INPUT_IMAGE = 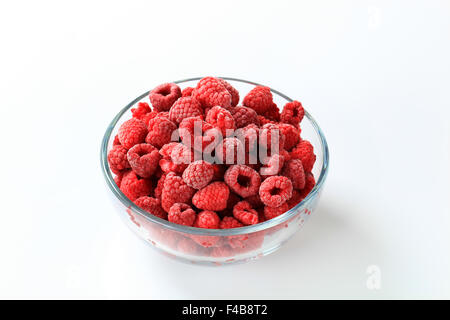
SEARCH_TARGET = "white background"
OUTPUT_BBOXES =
[0,0,449,299]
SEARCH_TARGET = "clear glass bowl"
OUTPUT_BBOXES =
[100,77,329,265]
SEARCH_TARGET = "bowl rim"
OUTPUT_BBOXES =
[100,77,329,236]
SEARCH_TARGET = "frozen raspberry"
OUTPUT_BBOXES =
[131,102,151,120]
[219,192,241,217]
[182,160,214,189]
[234,124,259,155]
[260,154,285,177]
[181,86,195,97]
[230,106,259,128]
[264,203,289,220]
[259,123,285,152]
[159,158,188,174]
[108,144,130,174]
[149,83,181,112]
[205,106,235,136]
[224,165,261,198]
[168,96,203,125]
[154,174,166,199]
[145,117,177,149]
[243,86,273,115]
[192,182,229,211]
[257,115,276,126]
[246,194,264,208]
[233,201,259,225]
[259,175,293,208]
[218,78,240,107]
[216,137,245,165]
[281,100,304,127]
[290,139,316,172]
[118,118,148,150]
[194,210,220,229]
[114,171,124,187]
[192,77,232,109]
[279,123,300,151]
[262,103,280,121]
[113,135,121,146]
[162,142,193,165]
[127,143,160,178]
[120,170,152,201]
[134,196,167,220]
[161,172,195,212]
[178,116,217,151]
[281,159,305,189]
[299,172,315,198]
[220,216,244,229]
[287,189,303,209]
[168,203,196,226]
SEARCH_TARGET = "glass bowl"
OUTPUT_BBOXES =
[100,77,329,265]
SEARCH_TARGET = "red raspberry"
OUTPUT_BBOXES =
[233,201,259,225]
[264,203,289,220]
[216,137,245,165]
[243,85,273,115]
[161,172,195,212]
[257,115,276,126]
[230,106,259,128]
[114,171,124,187]
[178,116,217,151]
[262,103,280,121]
[234,124,259,155]
[287,189,303,209]
[290,139,316,172]
[299,172,315,198]
[259,123,285,152]
[220,216,244,229]
[181,86,195,97]
[145,117,177,149]
[154,173,166,199]
[118,118,148,150]
[120,170,152,201]
[281,159,305,189]
[194,210,220,229]
[168,96,203,125]
[182,160,214,189]
[149,83,181,112]
[108,144,130,174]
[131,102,151,120]
[281,100,304,127]
[168,203,196,226]
[260,154,285,177]
[192,77,232,109]
[279,123,300,151]
[246,194,264,208]
[259,175,293,208]
[113,135,121,146]
[219,192,241,217]
[134,196,167,220]
[217,78,240,107]
[127,143,160,178]
[192,182,229,211]
[205,106,235,136]
[224,165,261,198]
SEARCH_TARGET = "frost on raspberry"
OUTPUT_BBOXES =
[182,160,214,190]
[290,139,316,172]
[280,100,304,128]
[134,196,167,220]
[118,118,148,150]
[259,123,285,152]
[259,175,293,208]
[178,116,218,152]
[145,117,177,149]
[233,201,259,225]
[161,172,195,212]
[192,182,230,211]
[168,96,203,125]
[217,78,240,107]
[230,106,259,128]
[193,210,220,229]
[278,123,300,151]
[127,143,160,178]
[108,144,130,174]
[224,165,261,198]
[192,77,232,109]
[205,106,236,137]
[149,83,181,112]
[264,203,289,220]
[219,216,244,229]
[168,203,196,226]
[243,85,274,115]
[181,86,195,97]
[281,159,305,190]
[131,102,151,120]
[120,170,152,201]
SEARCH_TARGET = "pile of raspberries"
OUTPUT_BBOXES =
[108,77,316,230]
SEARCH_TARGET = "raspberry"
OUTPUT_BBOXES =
[290,139,316,172]
[234,124,259,155]
[178,116,217,151]
[114,171,124,187]
[131,102,151,120]
[287,189,303,209]
[220,216,244,229]
[262,103,280,121]
[168,203,196,226]
[260,154,285,177]
[113,135,121,146]
[243,86,273,115]
[216,137,245,165]
[279,123,300,151]
[264,203,289,220]
[149,83,181,112]
[224,165,261,198]
[217,78,240,107]
[259,175,293,208]
[192,182,229,211]
[118,118,148,150]
[182,160,214,189]
[161,172,195,212]
[233,201,259,225]
[108,144,130,174]
[230,106,259,128]
[120,170,152,201]
[246,194,264,208]
[299,172,315,198]
[205,106,235,136]
[281,100,304,127]
[259,123,285,152]
[154,173,166,199]
[181,86,195,97]
[257,115,276,126]
[219,192,241,217]
[281,159,305,189]
[134,196,167,220]
[192,77,232,109]
[145,117,177,149]
[194,210,220,229]
[168,96,203,125]
[127,143,160,178]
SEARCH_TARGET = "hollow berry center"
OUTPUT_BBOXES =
[237,174,251,187]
